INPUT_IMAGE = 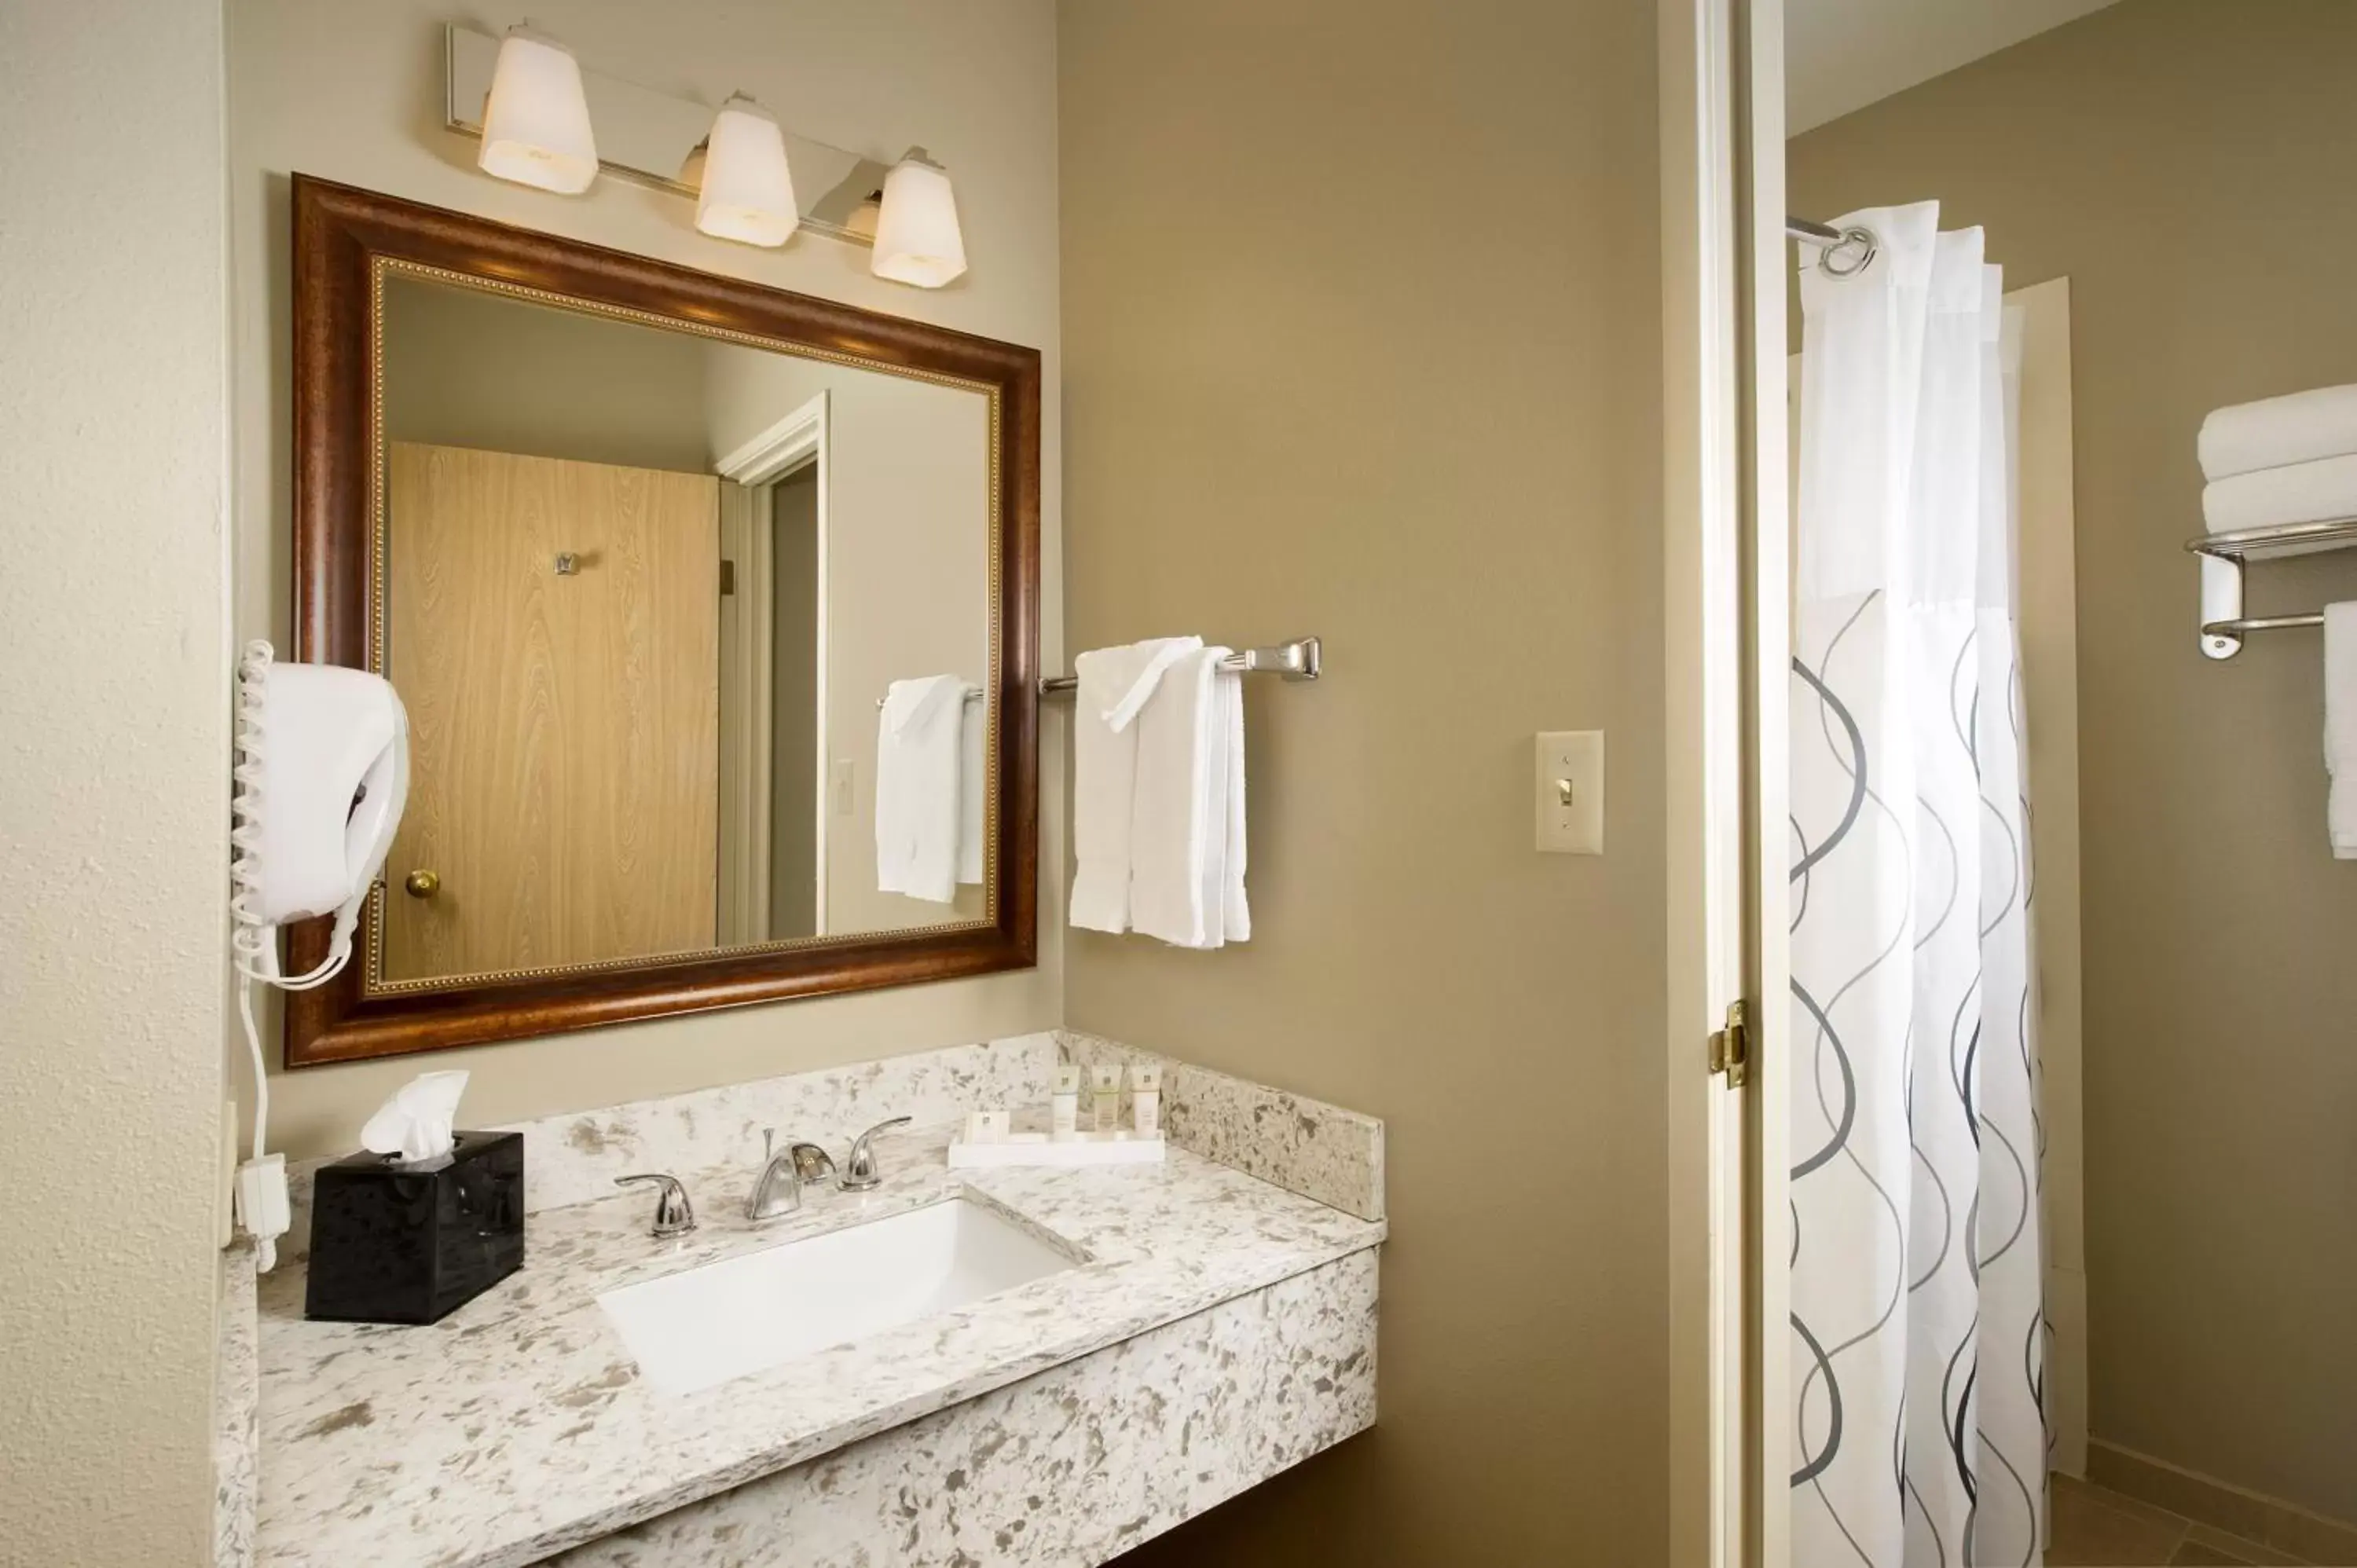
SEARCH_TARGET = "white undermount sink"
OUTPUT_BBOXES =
[596,1197,1079,1395]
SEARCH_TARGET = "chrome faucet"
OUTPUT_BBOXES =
[841,1116,911,1192]
[746,1117,913,1220]
[747,1129,832,1222]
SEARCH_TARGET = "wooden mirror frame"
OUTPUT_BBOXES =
[284,176,1039,1067]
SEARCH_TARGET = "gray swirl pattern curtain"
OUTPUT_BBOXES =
[1790,202,2047,1567]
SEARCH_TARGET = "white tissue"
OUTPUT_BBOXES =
[361,1070,470,1165]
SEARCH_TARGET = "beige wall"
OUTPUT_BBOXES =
[1057,2,1667,1562]
[383,277,715,471]
[1791,0,2357,1522]
[0,0,231,1562]
[228,0,1062,1160]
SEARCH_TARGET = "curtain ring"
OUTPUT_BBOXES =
[1820,225,1879,279]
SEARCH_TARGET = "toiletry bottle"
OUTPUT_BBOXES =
[1051,1064,1081,1141]
[1129,1064,1163,1138]
[1090,1064,1123,1134]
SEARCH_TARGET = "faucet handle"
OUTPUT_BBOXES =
[841,1116,913,1192]
[614,1173,696,1238]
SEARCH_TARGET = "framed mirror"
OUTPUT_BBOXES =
[284,176,1039,1066]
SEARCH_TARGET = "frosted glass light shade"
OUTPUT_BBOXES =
[871,150,967,288]
[695,95,800,247]
[477,26,598,195]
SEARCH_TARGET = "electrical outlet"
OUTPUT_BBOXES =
[1535,731,1604,854]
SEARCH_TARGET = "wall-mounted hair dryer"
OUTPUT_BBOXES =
[229,640,409,1267]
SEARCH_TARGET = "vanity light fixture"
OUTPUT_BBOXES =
[476,22,598,194]
[445,25,963,284]
[695,93,800,247]
[870,148,968,288]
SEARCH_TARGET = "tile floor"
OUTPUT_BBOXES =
[2050,1474,2336,1566]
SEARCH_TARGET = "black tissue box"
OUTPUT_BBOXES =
[304,1130,525,1324]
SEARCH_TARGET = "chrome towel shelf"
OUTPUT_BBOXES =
[2189,518,2357,658]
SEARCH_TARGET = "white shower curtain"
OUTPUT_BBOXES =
[1789,202,2047,1568]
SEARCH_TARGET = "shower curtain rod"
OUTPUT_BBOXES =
[1787,214,1878,277]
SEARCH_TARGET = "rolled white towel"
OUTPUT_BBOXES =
[2200,383,2357,482]
[2202,452,2357,537]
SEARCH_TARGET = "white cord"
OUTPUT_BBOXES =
[229,640,353,1272]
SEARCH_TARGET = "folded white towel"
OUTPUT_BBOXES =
[875,674,967,903]
[958,693,985,886]
[2328,605,2357,860]
[2202,452,2357,537]
[1218,666,1249,942]
[1130,647,1249,949]
[1069,638,1201,932]
[2200,383,2357,482]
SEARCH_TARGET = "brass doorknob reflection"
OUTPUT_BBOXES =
[404,870,442,899]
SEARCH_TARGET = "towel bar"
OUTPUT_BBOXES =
[872,637,1322,709]
[1037,636,1321,695]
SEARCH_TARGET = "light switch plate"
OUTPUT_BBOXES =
[831,758,856,816]
[1535,731,1604,854]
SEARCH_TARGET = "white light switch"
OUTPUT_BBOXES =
[1535,731,1604,854]
[831,758,856,816]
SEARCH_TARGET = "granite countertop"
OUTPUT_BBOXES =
[255,1122,1385,1568]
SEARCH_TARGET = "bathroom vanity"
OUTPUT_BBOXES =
[222,184,1385,1568]
[233,1034,1384,1566]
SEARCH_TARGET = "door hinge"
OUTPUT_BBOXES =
[1708,998,1750,1088]
[720,559,737,597]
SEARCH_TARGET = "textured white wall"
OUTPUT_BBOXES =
[226,0,1063,1157]
[0,0,232,1562]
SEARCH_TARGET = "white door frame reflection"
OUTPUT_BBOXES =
[715,390,830,943]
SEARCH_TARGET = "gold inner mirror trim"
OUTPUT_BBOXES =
[362,255,1003,998]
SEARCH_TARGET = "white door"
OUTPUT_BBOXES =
[1661,0,1787,1562]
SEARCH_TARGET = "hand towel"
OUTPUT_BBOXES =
[1218,665,1250,942]
[2201,452,2357,537]
[1069,637,1202,932]
[1129,648,1249,949]
[2327,604,2357,860]
[958,692,985,886]
[875,674,966,903]
[2199,383,2357,482]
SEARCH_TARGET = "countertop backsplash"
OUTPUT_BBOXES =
[280,1031,1062,1262]
[281,1028,1384,1262]
[1058,1030,1386,1222]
